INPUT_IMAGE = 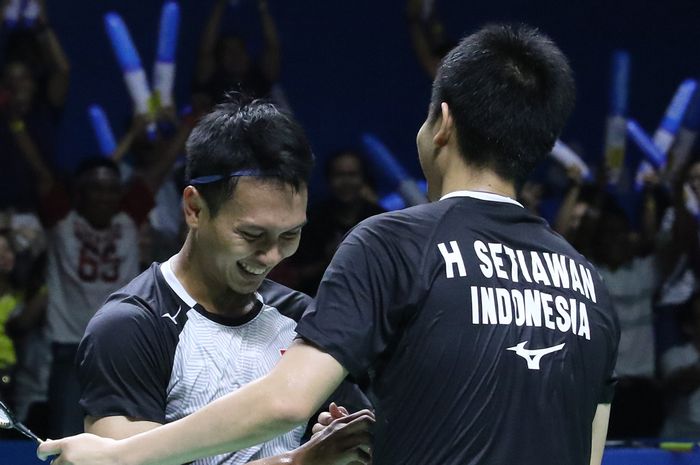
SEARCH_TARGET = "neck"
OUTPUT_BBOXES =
[171,235,256,318]
[438,160,516,200]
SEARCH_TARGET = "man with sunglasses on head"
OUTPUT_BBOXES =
[70,96,372,465]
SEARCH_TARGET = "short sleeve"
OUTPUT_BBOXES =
[77,299,172,423]
[295,221,415,380]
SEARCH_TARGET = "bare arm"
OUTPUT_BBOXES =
[9,120,55,195]
[406,0,441,78]
[38,340,374,465]
[35,0,70,108]
[86,416,162,440]
[639,172,659,253]
[84,415,319,464]
[139,115,193,193]
[589,403,610,465]
[196,0,227,84]
[258,0,280,83]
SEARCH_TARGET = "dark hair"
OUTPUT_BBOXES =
[185,94,314,216]
[74,156,121,179]
[324,149,368,178]
[430,23,575,183]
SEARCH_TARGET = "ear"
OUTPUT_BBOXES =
[433,102,454,148]
[182,186,207,228]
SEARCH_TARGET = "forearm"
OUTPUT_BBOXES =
[641,191,658,246]
[141,123,192,191]
[36,24,71,107]
[119,376,305,465]
[118,342,345,465]
[11,122,54,193]
[590,404,610,465]
[86,416,162,440]
[259,0,280,81]
[201,0,226,54]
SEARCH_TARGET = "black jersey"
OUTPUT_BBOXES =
[296,191,620,465]
[78,259,311,464]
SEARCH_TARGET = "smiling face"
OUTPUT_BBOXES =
[193,177,308,296]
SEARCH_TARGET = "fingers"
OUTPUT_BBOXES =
[328,410,375,435]
[37,438,62,460]
[329,402,349,418]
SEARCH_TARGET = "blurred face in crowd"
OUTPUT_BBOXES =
[77,167,123,230]
[328,152,366,205]
[219,37,251,76]
[2,61,36,112]
[0,234,16,277]
[190,178,307,296]
[688,161,700,197]
[595,212,633,269]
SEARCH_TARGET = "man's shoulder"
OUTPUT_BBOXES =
[258,279,312,322]
[88,263,174,331]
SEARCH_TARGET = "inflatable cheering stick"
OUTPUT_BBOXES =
[88,104,117,158]
[361,133,428,207]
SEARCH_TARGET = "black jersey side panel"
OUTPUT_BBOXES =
[77,264,183,424]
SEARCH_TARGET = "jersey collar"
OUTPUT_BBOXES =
[440,190,524,208]
[160,258,265,326]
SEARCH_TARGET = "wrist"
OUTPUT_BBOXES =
[278,450,297,465]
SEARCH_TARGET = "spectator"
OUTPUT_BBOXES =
[660,292,700,439]
[585,174,664,439]
[0,0,70,210]
[111,113,193,263]
[194,0,281,108]
[654,157,700,357]
[279,150,384,295]
[13,112,182,435]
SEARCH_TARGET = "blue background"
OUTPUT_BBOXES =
[38,0,700,200]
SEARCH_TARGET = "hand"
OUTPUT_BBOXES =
[566,165,583,186]
[290,410,374,465]
[37,433,121,465]
[128,114,151,136]
[36,0,49,25]
[311,402,350,438]
[642,170,660,190]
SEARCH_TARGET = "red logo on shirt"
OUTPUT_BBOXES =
[280,349,287,356]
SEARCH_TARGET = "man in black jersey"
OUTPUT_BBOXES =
[40,23,620,465]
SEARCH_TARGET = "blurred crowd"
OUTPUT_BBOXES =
[0,0,699,444]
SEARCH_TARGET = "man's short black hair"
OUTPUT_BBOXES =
[430,23,575,183]
[185,94,314,216]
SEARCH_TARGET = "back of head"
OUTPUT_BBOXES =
[185,94,314,216]
[431,23,575,183]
